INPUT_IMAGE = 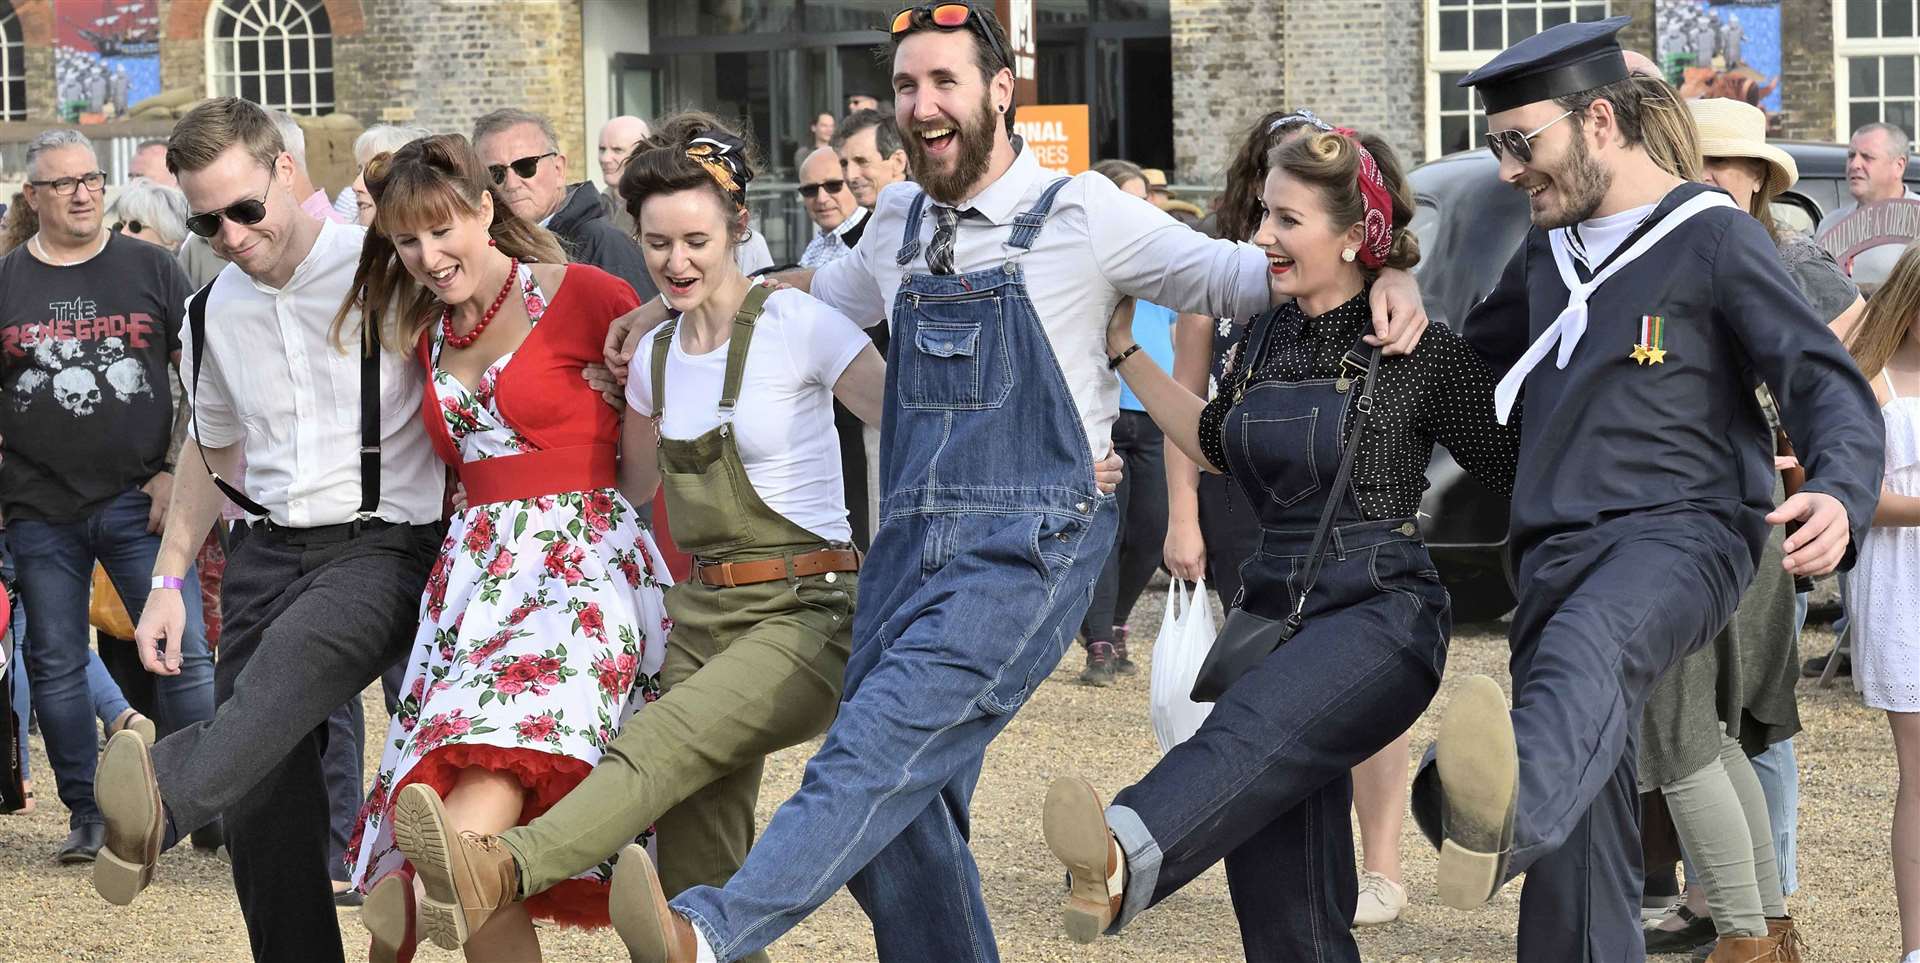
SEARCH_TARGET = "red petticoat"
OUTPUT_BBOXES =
[393,743,611,929]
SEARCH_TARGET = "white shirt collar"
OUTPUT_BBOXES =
[945,139,1040,225]
[823,205,870,240]
[248,218,350,296]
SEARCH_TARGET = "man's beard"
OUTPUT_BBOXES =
[906,96,997,206]
[1534,129,1613,229]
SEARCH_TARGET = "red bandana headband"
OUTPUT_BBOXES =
[1332,126,1394,269]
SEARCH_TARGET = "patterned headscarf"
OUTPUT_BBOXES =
[1330,126,1394,270]
[685,129,753,206]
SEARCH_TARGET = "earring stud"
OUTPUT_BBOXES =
[1341,248,1356,263]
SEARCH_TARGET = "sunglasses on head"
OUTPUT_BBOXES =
[487,151,557,185]
[1485,110,1574,163]
[890,4,1013,75]
[797,179,847,200]
[185,169,277,238]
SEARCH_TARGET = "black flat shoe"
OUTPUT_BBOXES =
[334,884,366,908]
[56,822,106,864]
[190,817,224,852]
[1644,905,1717,954]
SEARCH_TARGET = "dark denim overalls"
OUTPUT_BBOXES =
[1105,308,1452,962]
[672,178,1119,962]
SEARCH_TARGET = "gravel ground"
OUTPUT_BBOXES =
[0,589,1898,962]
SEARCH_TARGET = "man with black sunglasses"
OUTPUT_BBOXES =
[797,147,867,270]
[0,128,215,868]
[1406,17,1885,963]
[473,108,657,302]
[83,97,446,963]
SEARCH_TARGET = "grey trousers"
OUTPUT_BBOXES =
[149,521,440,963]
[1662,735,1785,938]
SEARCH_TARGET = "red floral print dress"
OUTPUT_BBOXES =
[346,263,671,927]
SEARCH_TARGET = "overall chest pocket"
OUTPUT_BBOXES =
[900,296,1013,411]
[1232,409,1322,509]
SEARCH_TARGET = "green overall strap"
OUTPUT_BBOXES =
[649,319,678,429]
[717,283,774,424]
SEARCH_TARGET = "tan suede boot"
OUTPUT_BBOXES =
[1767,917,1803,963]
[1705,934,1782,963]
[390,784,519,949]
[609,844,697,963]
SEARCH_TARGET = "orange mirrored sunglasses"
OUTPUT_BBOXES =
[890,3,973,35]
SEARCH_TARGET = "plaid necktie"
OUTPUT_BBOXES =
[928,204,960,275]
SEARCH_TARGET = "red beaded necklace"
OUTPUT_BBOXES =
[441,259,519,349]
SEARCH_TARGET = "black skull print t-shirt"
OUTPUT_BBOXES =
[0,232,192,522]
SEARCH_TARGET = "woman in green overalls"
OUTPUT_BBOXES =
[386,114,887,958]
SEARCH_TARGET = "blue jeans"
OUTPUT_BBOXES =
[9,488,213,826]
[1108,525,1448,962]
[4,533,134,784]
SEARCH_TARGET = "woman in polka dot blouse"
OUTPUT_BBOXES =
[1037,126,1520,961]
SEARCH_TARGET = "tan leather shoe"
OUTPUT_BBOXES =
[1767,916,1802,963]
[609,844,697,963]
[1043,776,1125,944]
[93,729,162,905]
[1434,674,1518,910]
[390,783,517,950]
[1705,934,1783,962]
[363,867,418,963]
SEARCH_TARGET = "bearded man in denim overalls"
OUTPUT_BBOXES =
[590,7,1434,962]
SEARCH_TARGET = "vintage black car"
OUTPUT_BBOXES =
[1409,142,1920,622]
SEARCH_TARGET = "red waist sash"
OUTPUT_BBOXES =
[460,444,619,507]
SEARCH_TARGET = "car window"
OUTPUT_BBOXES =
[1771,194,1817,236]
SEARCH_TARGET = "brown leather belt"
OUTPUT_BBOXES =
[696,548,862,588]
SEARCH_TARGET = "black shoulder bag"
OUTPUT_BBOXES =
[1190,334,1383,703]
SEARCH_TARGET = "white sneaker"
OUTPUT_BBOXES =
[1353,870,1407,926]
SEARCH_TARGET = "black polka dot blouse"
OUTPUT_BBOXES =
[1197,286,1520,520]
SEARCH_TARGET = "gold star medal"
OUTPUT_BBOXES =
[1631,315,1667,365]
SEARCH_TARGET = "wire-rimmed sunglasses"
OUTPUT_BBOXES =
[185,168,277,238]
[487,151,557,185]
[113,220,145,235]
[1485,110,1574,163]
[796,179,847,200]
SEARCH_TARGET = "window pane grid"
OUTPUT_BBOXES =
[1845,0,1920,39]
[1845,54,1920,139]
[1436,0,1612,53]
[209,0,333,114]
[0,1,24,121]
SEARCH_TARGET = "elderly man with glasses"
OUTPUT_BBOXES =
[0,128,215,865]
[473,108,657,301]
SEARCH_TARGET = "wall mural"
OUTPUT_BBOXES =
[1655,0,1783,132]
[51,0,161,123]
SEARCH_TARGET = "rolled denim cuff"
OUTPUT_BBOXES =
[1104,803,1161,933]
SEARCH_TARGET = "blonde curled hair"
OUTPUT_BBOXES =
[1268,130,1420,272]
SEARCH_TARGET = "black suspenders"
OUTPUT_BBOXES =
[185,281,381,521]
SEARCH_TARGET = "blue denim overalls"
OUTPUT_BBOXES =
[672,178,1119,962]
[1104,307,1451,963]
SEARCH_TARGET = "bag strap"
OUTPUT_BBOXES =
[186,282,271,519]
[1277,336,1383,642]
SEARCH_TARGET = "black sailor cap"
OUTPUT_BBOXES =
[1458,15,1632,115]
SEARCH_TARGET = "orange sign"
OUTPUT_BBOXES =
[1014,104,1091,175]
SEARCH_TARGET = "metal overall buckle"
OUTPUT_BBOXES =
[1335,349,1370,394]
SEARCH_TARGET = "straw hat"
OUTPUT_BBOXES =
[1688,97,1797,191]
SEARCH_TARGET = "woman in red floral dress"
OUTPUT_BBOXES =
[335,135,671,963]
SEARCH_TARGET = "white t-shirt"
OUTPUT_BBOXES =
[1568,201,1658,272]
[625,287,868,542]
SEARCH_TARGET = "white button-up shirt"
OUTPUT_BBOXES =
[180,220,443,527]
[812,144,1269,453]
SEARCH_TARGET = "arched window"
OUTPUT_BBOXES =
[0,0,25,121]
[207,0,333,115]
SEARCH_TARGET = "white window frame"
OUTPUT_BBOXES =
[1424,0,1613,160]
[0,0,24,121]
[204,0,334,116]
[1832,0,1920,143]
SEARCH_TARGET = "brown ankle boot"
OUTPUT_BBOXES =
[1705,934,1782,963]
[391,784,519,949]
[1767,917,1802,963]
